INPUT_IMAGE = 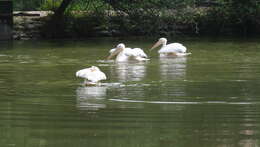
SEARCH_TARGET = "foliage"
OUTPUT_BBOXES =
[13,0,42,11]
[37,0,260,37]
[202,0,260,35]
[40,0,63,11]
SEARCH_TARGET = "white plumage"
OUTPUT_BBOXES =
[107,43,149,62]
[76,66,107,85]
[150,38,191,57]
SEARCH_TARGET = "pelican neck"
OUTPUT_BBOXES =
[162,41,167,47]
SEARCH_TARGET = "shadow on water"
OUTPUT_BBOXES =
[0,40,13,51]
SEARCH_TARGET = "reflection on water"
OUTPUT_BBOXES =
[1,39,260,147]
[160,57,187,80]
[76,86,107,110]
[158,57,188,98]
[111,62,147,82]
[76,85,146,110]
[239,140,258,147]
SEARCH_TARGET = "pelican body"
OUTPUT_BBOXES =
[150,38,191,57]
[76,66,107,86]
[107,43,149,62]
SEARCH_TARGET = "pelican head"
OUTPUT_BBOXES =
[107,43,125,60]
[117,43,125,49]
[150,38,167,51]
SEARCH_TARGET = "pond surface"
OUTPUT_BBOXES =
[0,37,260,147]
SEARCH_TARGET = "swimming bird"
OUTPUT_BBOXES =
[76,66,107,86]
[107,43,149,62]
[150,38,191,57]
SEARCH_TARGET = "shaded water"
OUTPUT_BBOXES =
[1,38,260,147]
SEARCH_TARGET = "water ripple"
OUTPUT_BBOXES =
[109,99,258,105]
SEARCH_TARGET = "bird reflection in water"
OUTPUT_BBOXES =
[76,86,107,110]
[112,62,147,82]
[160,57,187,81]
[158,56,188,99]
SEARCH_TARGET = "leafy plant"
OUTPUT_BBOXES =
[40,0,63,11]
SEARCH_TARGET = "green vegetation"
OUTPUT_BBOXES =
[13,0,260,38]
[40,0,63,11]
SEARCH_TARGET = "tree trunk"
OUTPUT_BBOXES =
[50,0,73,38]
[53,0,73,19]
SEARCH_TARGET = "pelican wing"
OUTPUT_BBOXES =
[123,48,148,57]
[159,43,187,53]
[76,68,107,82]
[122,48,134,56]
[122,48,149,61]
[131,48,148,58]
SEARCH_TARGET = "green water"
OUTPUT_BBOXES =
[1,38,260,147]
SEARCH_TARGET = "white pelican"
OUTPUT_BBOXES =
[76,66,107,86]
[150,38,191,57]
[107,43,149,62]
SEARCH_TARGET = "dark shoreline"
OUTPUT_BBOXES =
[13,11,260,40]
